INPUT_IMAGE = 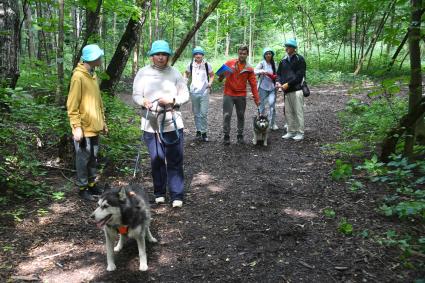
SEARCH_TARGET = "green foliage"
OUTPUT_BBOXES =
[323,208,336,218]
[330,96,407,157]
[331,159,352,181]
[338,218,353,235]
[377,230,425,261]
[101,94,141,166]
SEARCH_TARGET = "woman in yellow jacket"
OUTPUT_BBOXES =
[67,44,107,201]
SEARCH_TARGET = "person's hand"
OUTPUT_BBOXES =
[143,99,153,109]
[218,74,225,82]
[158,97,174,106]
[282,83,289,91]
[103,124,109,136]
[73,127,83,142]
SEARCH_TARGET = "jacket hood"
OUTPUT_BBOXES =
[74,63,96,78]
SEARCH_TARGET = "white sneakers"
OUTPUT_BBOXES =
[282,132,304,141]
[172,200,183,208]
[156,197,183,208]
[292,133,304,141]
[271,124,279,131]
[155,196,165,204]
[282,132,296,139]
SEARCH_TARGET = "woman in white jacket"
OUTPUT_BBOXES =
[133,40,189,208]
[254,47,278,130]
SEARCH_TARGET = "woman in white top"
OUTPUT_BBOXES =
[132,40,189,208]
[254,48,278,130]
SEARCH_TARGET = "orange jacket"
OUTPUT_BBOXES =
[223,59,259,105]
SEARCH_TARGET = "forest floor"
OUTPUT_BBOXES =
[1,85,424,283]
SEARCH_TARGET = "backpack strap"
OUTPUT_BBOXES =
[205,62,209,83]
[190,62,193,76]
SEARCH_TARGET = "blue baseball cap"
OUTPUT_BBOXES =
[81,44,104,62]
[262,47,275,57]
[192,46,205,55]
[284,39,298,48]
[148,40,172,56]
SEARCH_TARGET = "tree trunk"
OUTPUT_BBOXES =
[171,0,222,65]
[56,0,65,105]
[0,0,20,88]
[35,1,50,65]
[132,36,140,77]
[23,1,35,62]
[100,0,150,93]
[353,0,396,75]
[155,0,159,40]
[214,9,219,58]
[72,0,102,69]
[225,15,229,57]
[248,7,252,64]
[381,97,425,161]
[404,0,423,158]
[194,0,200,46]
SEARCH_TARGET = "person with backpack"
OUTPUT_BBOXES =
[67,44,107,201]
[132,40,189,208]
[276,39,307,141]
[254,47,278,130]
[184,46,214,142]
[218,45,260,145]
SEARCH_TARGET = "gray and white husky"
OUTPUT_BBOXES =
[253,114,270,146]
[91,184,157,272]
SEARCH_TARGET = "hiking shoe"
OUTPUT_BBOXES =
[223,134,230,145]
[155,196,165,204]
[271,124,279,131]
[282,132,296,139]
[196,131,202,141]
[283,124,288,131]
[237,135,244,144]
[79,188,95,201]
[88,182,103,196]
[201,133,209,142]
[172,200,183,208]
[292,133,304,141]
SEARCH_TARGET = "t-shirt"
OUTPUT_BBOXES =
[186,60,213,95]
[132,65,190,133]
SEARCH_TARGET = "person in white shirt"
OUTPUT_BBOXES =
[184,46,214,142]
[254,47,279,130]
[132,40,189,208]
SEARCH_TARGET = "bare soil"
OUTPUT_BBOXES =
[1,86,424,283]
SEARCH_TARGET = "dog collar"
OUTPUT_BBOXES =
[118,226,128,235]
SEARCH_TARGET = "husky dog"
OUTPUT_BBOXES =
[253,114,270,146]
[91,184,157,271]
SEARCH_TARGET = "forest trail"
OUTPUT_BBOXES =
[1,86,417,282]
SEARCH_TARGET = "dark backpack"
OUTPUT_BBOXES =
[190,62,210,82]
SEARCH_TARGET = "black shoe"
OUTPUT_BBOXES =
[201,133,209,142]
[196,131,202,141]
[237,135,244,144]
[79,188,95,201]
[223,134,230,145]
[88,183,103,196]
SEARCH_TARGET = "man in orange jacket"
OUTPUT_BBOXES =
[218,45,260,145]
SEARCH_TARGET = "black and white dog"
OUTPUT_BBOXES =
[253,114,270,146]
[91,184,157,271]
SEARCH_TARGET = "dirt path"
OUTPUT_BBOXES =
[1,87,422,282]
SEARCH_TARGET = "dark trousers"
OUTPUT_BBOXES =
[73,136,99,187]
[143,129,184,201]
[223,95,246,136]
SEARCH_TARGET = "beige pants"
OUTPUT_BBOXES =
[285,90,304,134]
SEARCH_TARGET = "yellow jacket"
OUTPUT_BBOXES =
[67,63,105,137]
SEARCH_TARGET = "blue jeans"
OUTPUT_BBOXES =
[143,129,184,201]
[191,91,209,133]
[258,87,276,126]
